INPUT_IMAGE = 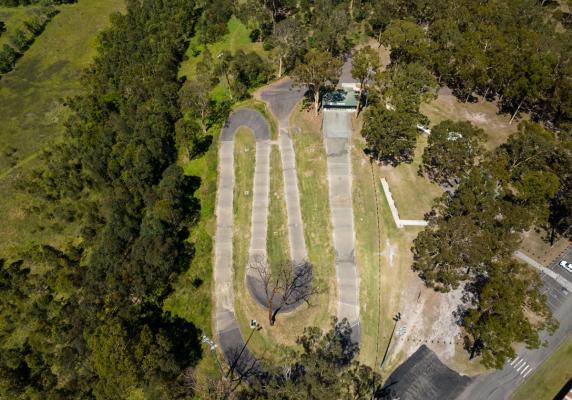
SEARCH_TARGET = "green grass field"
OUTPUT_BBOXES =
[380,135,443,220]
[267,145,291,268]
[0,0,125,257]
[511,337,572,400]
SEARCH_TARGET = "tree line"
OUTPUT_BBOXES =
[0,6,58,75]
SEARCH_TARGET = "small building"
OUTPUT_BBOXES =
[322,88,359,111]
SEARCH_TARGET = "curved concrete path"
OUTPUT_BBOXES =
[215,109,268,374]
[214,100,310,372]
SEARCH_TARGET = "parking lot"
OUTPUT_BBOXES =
[540,272,570,312]
[547,246,572,285]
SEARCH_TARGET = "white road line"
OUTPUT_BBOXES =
[514,359,524,368]
[520,365,530,375]
[516,362,527,373]
[523,368,533,378]
[510,357,520,366]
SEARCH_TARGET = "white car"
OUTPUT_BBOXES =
[560,260,572,274]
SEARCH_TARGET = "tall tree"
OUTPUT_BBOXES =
[463,260,557,369]
[240,318,383,399]
[351,46,380,113]
[269,18,306,77]
[421,120,485,186]
[292,49,342,115]
[361,105,419,165]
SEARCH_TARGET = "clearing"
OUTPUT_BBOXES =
[421,87,520,150]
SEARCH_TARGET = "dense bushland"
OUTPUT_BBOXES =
[0,1,206,398]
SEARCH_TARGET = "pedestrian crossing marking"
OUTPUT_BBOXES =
[508,357,534,377]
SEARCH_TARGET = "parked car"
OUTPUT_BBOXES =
[560,260,572,273]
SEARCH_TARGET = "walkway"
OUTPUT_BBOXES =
[514,250,572,292]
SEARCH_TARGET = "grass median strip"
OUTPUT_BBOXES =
[291,105,337,320]
[267,145,291,269]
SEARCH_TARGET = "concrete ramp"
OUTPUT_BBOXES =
[323,110,352,138]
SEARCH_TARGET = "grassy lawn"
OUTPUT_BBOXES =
[511,336,572,400]
[380,135,444,221]
[0,0,125,256]
[178,16,265,79]
[267,145,291,268]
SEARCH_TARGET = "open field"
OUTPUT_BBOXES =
[379,135,443,221]
[351,117,420,369]
[511,336,572,400]
[0,0,125,257]
[267,145,291,268]
[421,87,519,150]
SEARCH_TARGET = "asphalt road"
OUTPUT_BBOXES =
[456,266,572,400]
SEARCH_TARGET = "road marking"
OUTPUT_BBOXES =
[510,357,519,366]
[514,359,524,368]
[520,365,530,375]
[516,362,527,373]
[523,368,533,378]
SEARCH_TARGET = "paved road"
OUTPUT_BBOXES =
[260,79,308,263]
[324,109,361,342]
[456,270,572,400]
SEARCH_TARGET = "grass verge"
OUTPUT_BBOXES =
[511,336,572,400]
[267,144,290,268]
[351,117,432,371]
[290,104,337,318]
